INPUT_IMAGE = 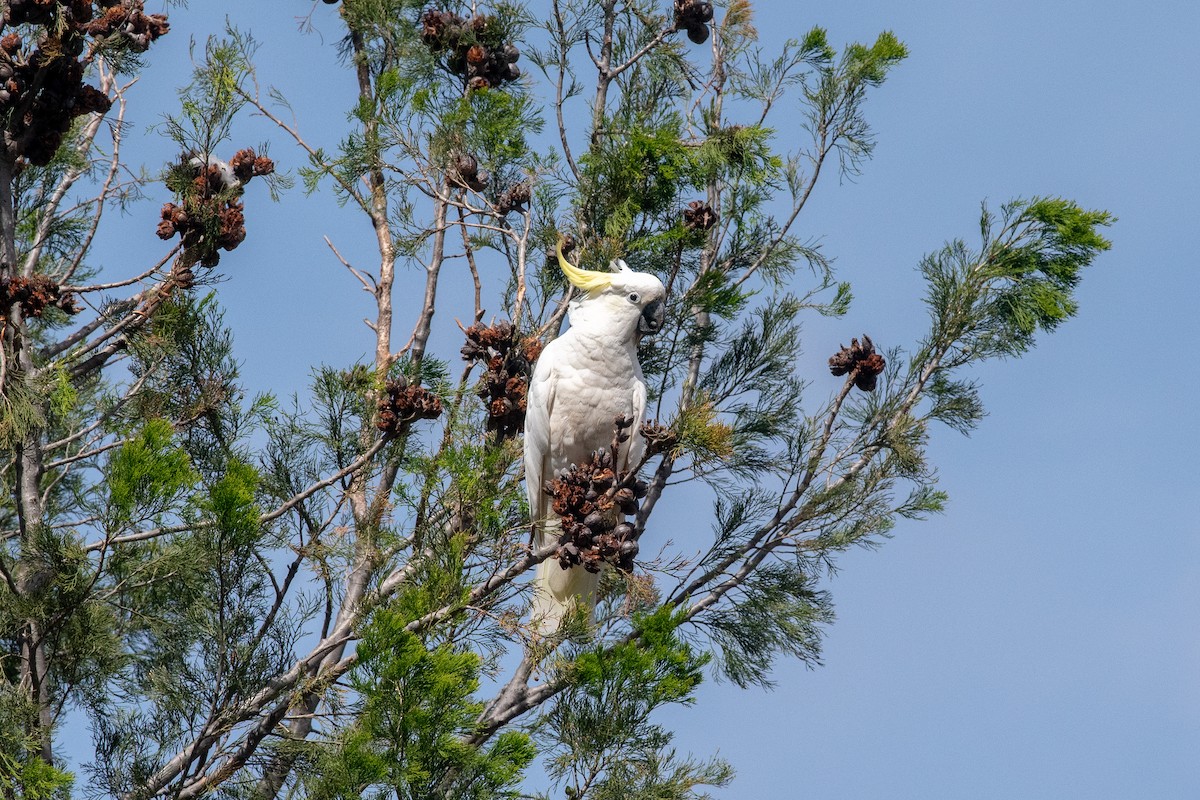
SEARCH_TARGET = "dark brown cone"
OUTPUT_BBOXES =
[685,22,710,44]
[682,199,718,231]
[463,320,538,441]
[543,419,650,573]
[640,420,679,456]
[828,334,886,392]
[376,379,443,433]
[0,275,81,318]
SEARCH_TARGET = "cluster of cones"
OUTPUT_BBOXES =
[673,0,714,45]
[494,181,531,216]
[0,275,81,318]
[544,416,668,574]
[156,148,275,285]
[682,200,718,232]
[448,152,489,193]
[828,334,886,392]
[5,0,166,39]
[639,420,680,458]
[419,8,521,90]
[376,377,443,434]
[460,320,543,441]
[0,1,168,164]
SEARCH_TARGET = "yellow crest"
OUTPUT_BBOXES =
[556,240,613,294]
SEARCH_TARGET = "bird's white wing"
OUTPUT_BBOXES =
[523,350,556,525]
[524,340,603,635]
[624,371,648,471]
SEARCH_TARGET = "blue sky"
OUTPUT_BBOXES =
[74,0,1199,796]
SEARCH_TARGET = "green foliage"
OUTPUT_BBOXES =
[920,197,1113,363]
[0,378,43,451]
[0,750,73,799]
[926,372,985,435]
[843,31,908,86]
[802,30,908,174]
[303,610,534,800]
[585,749,733,800]
[105,418,197,527]
[543,608,728,799]
[704,563,832,688]
[0,689,72,800]
[204,456,261,540]
[579,120,692,240]
[983,198,1114,344]
[433,89,544,175]
[172,32,253,149]
[694,299,804,481]
[689,124,781,186]
[45,365,77,421]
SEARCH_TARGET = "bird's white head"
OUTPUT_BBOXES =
[556,242,667,338]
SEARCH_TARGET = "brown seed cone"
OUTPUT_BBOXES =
[74,85,112,116]
[674,0,714,26]
[173,265,195,290]
[521,336,543,362]
[828,334,886,392]
[449,152,481,188]
[640,420,679,456]
[544,418,652,573]
[377,380,443,432]
[682,199,718,231]
[1,275,80,318]
[230,148,257,182]
[464,321,536,440]
[685,21,710,44]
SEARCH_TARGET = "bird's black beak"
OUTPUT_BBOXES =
[638,299,665,335]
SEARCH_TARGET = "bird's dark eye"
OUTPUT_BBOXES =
[628,292,640,304]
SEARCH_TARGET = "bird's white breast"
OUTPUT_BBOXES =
[544,330,645,473]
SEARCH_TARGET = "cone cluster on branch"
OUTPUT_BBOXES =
[419,8,521,89]
[229,149,275,184]
[156,148,275,283]
[682,200,718,232]
[0,1,166,164]
[828,334,886,392]
[461,320,542,441]
[448,151,489,193]
[494,181,530,216]
[544,416,651,574]
[0,275,81,318]
[639,420,680,457]
[376,377,443,434]
[673,0,714,45]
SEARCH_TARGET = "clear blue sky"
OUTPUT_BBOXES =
[80,1,1199,796]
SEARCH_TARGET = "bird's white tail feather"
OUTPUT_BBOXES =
[531,520,601,636]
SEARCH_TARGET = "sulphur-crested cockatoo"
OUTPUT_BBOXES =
[524,243,667,636]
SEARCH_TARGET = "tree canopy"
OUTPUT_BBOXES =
[0,1,1110,797]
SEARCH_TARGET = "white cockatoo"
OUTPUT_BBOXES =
[524,243,667,636]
